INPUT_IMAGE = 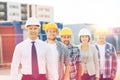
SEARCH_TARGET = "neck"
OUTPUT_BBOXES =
[81,43,89,51]
[82,43,88,47]
[66,43,70,47]
[29,37,37,41]
[97,40,106,45]
[47,39,56,44]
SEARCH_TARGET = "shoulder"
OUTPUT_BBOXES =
[56,41,69,53]
[106,42,115,49]
[38,40,48,45]
[74,45,79,48]
[37,40,50,49]
[56,41,67,48]
[71,44,79,50]
[89,44,98,53]
[70,45,80,55]
[89,44,96,49]
[15,40,27,48]
[106,42,116,52]
[106,42,113,47]
[13,40,28,51]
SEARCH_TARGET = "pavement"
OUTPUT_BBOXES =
[0,54,120,80]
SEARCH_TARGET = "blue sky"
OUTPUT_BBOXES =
[0,0,120,27]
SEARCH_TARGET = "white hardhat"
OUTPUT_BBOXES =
[25,17,40,28]
[78,28,91,37]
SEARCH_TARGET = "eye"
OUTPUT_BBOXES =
[53,31,56,33]
[29,27,32,30]
[48,31,52,33]
[34,27,38,30]
[63,36,65,38]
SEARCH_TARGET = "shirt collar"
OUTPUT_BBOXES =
[68,43,73,48]
[27,38,39,43]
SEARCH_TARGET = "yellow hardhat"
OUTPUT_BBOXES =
[60,27,72,36]
[44,22,59,31]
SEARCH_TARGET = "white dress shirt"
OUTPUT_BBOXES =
[11,38,51,80]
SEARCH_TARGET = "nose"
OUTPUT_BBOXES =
[31,29,36,32]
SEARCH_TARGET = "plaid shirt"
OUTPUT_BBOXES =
[68,44,81,80]
[96,42,117,78]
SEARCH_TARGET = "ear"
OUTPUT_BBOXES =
[25,27,28,32]
[38,27,40,32]
[56,30,59,35]
[45,30,48,34]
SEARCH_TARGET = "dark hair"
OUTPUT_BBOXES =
[79,35,90,42]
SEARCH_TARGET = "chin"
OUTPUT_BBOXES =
[49,38,56,41]
[30,36,37,40]
[65,42,69,45]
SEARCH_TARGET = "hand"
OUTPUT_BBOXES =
[111,75,115,80]
[96,77,99,80]
[78,77,82,80]
[62,78,66,80]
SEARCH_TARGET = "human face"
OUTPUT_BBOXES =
[97,32,106,42]
[80,35,89,44]
[46,29,58,41]
[26,25,40,40]
[61,35,71,46]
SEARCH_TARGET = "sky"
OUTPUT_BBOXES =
[0,0,120,27]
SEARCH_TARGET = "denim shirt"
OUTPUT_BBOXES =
[56,41,70,80]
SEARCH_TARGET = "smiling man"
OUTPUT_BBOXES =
[11,17,51,80]
[95,28,118,80]
[60,27,82,80]
[45,23,70,80]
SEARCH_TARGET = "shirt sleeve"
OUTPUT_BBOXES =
[10,45,21,80]
[111,45,118,76]
[76,47,81,65]
[63,45,70,66]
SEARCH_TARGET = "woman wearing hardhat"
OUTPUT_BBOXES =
[60,27,82,80]
[78,28,99,80]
